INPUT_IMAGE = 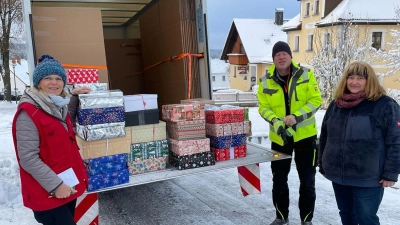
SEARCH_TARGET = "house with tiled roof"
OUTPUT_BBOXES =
[220,9,288,91]
[282,0,400,90]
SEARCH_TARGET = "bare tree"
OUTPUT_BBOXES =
[0,0,23,102]
[305,21,385,108]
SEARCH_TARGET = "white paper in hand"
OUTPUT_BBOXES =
[57,168,80,187]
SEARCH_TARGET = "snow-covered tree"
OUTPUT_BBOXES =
[305,21,383,108]
[0,0,24,102]
[387,88,400,103]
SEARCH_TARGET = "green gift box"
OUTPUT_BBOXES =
[128,139,169,161]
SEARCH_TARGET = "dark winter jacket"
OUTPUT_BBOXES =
[319,96,400,187]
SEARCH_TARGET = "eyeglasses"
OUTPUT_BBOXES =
[42,76,63,82]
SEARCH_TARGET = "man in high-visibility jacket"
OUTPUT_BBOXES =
[258,41,322,225]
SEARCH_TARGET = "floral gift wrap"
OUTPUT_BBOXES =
[161,104,205,122]
[77,106,125,126]
[128,156,167,175]
[168,151,216,170]
[87,169,129,192]
[169,137,210,156]
[211,145,247,161]
[76,122,126,141]
[206,122,249,137]
[205,108,245,124]
[84,153,127,176]
[166,120,206,140]
[78,90,124,109]
[127,139,169,161]
[74,83,108,92]
[207,134,247,149]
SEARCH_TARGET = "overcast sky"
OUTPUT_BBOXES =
[206,0,300,49]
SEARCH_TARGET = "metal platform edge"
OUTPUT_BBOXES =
[87,142,291,193]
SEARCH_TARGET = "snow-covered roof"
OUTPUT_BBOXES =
[282,13,301,30]
[233,19,287,63]
[210,58,229,74]
[317,0,400,26]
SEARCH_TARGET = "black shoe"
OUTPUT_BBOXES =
[270,218,289,225]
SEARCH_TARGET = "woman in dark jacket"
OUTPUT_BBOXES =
[12,54,91,225]
[318,61,400,225]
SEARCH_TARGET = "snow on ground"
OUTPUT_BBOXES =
[0,103,399,224]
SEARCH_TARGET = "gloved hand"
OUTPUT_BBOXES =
[273,119,288,144]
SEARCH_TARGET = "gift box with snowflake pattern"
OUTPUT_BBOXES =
[87,169,129,191]
[168,151,216,170]
[84,153,127,176]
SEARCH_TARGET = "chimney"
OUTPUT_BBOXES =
[275,8,284,25]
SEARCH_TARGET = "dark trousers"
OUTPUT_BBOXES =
[332,182,384,225]
[270,136,317,222]
[33,199,77,225]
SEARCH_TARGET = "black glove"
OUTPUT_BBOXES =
[277,126,288,145]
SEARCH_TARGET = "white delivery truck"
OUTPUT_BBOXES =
[22,1,289,221]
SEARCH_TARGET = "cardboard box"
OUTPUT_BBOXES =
[123,94,158,112]
[76,129,131,159]
[169,137,210,156]
[128,156,167,175]
[87,169,129,192]
[211,145,247,162]
[31,7,108,83]
[66,69,98,84]
[168,151,216,170]
[125,121,166,144]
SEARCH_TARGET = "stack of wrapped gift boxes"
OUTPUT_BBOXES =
[162,99,216,170]
[123,94,170,175]
[205,105,251,161]
[66,68,130,191]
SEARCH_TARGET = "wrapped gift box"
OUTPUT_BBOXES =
[87,169,129,192]
[124,109,159,126]
[125,121,166,144]
[77,106,125,126]
[74,83,108,92]
[76,122,126,141]
[205,108,245,124]
[66,68,98,84]
[169,151,216,170]
[211,145,247,161]
[244,121,252,137]
[128,139,169,161]
[128,156,167,175]
[76,130,131,159]
[167,120,205,140]
[169,137,210,156]
[78,90,124,109]
[84,153,127,176]
[207,134,247,149]
[206,122,248,137]
[162,104,205,122]
[123,94,158,112]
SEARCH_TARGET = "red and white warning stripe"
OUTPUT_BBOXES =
[237,163,261,196]
[74,193,99,225]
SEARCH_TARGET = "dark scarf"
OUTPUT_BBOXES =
[336,92,367,108]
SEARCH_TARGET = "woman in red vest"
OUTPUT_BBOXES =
[12,54,91,225]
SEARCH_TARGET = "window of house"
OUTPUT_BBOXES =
[307,34,314,51]
[314,0,320,15]
[305,2,310,17]
[294,36,300,51]
[222,76,226,81]
[212,76,215,82]
[372,32,383,50]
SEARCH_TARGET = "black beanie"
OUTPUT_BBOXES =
[272,41,292,59]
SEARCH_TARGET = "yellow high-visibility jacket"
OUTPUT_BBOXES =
[257,60,322,146]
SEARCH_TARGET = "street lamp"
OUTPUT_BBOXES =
[11,57,20,104]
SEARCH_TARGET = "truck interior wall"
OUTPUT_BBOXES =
[103,26,125,39]
[125,23,141,39]
[139,0,201,108]
[31,7,109,84]
[104,39,144,95]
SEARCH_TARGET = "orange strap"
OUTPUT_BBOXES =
[111,53,204,99]
[62,64,107,70]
